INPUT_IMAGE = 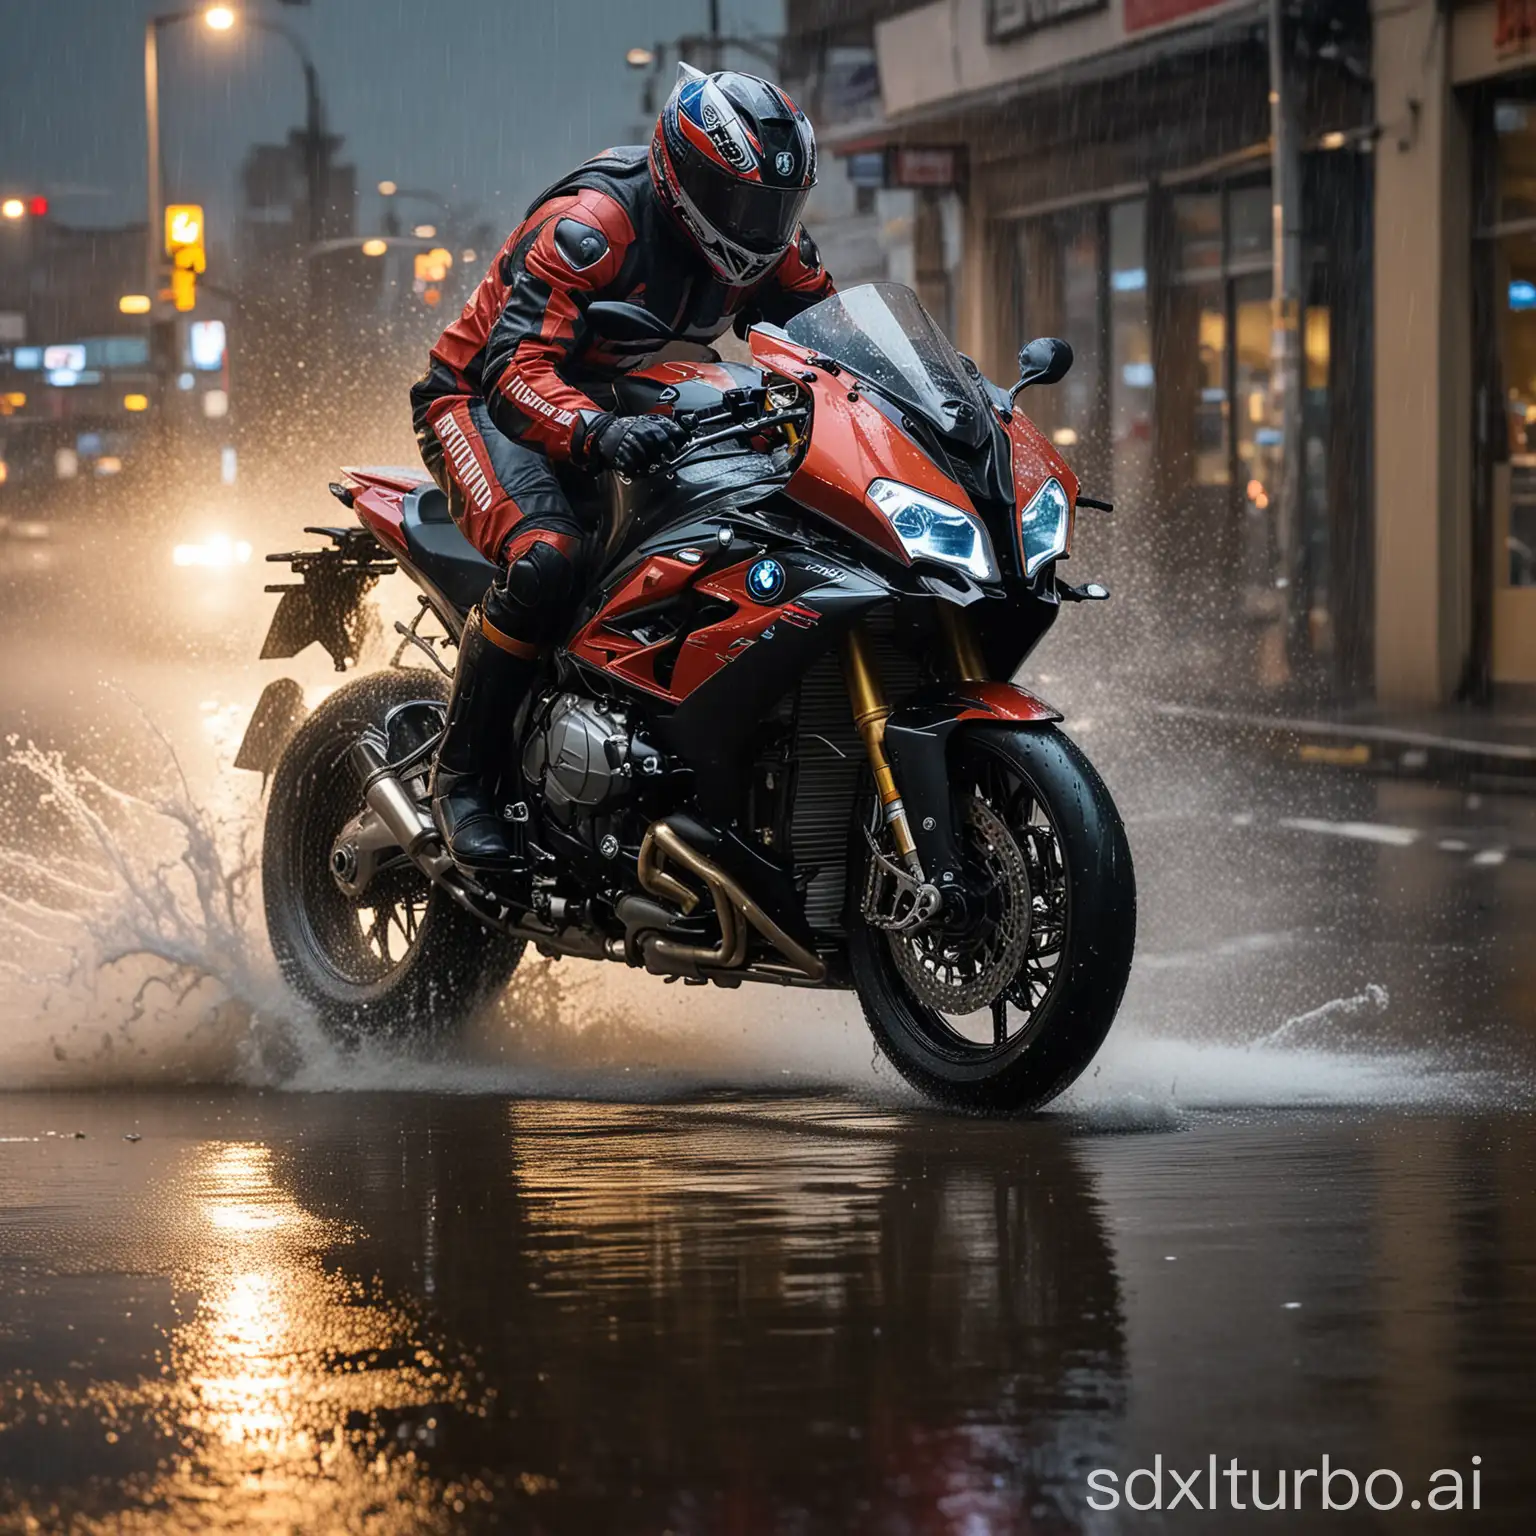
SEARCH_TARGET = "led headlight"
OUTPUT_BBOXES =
[1018,476,1071,580]
[867,478,999,582]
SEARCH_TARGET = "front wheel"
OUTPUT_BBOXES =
[262,669,524,1046]
[849,725,1135,1113]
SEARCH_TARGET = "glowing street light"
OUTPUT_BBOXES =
[1,199,24,220]
[204,5,236,29]
[413,223,436,240]
[119,294,153,315]
[377,180,398,197]
[361,237,387,257]
[626,47,655,68]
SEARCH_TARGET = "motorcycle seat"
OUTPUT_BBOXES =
[400,483,498,619]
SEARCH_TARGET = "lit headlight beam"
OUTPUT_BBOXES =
[1018,476,1071,580]
[866,478,999,583]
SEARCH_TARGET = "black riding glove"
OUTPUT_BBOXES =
[584,413,689,477]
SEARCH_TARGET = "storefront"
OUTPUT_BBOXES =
[1472,46,1536,685]
[1005,150,1372,689]
[1371,0,1536,702]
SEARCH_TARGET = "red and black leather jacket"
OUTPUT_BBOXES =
[410,146,835,461]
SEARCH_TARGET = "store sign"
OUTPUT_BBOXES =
[988,0,1105,43]
[1496,0,1536,56]
[889,146,965,189]
[1124,0,1228,33]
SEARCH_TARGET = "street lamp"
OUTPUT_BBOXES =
[144,4,329,295]
[144,8,243,294]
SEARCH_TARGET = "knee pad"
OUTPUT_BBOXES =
[486,536,584,642]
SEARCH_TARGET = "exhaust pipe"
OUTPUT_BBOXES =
[637,819,826,983]
[349,734,437,860]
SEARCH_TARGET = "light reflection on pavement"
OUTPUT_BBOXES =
[3,1092,1534,1532]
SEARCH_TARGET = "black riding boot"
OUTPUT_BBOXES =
[430,606,535,873]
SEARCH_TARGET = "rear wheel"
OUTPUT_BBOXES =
[262,669,523,1045]
[849,725,1135,1113]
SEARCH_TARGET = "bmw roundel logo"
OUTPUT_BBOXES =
[746,558,786,603]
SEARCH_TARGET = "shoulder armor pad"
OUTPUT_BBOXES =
[553,217,610,273]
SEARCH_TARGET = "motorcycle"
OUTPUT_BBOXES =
[239,282,1134,1112]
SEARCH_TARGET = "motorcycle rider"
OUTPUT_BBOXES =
[410,64,834,873]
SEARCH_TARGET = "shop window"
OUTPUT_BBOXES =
[1013,210,1103,466]
[1192,292,1231,486]
[1495,99,1536,586]
[1226,183,1272,266]
[1173,192,1222,274]
[1109,199,1152,496]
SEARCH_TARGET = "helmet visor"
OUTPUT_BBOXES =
[682,153,809,255]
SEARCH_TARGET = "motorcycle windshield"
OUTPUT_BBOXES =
[784,282,991,449]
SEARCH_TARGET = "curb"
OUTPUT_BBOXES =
[1153,703,1536,795]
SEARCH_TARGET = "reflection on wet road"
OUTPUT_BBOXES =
[3,1092,1534,1531]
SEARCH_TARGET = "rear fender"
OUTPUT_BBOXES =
[883,683,1062,883]
[259,525,398,671]
[234,678,308,777]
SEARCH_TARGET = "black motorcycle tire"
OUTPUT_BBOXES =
[262,669,524,1045]
[849,724,1135,1114]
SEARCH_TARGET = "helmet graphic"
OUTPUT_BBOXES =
[650,63,818,286]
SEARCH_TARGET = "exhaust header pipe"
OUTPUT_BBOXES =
[637,819,826,983]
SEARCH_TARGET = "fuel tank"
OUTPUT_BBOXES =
[611,359,768,418]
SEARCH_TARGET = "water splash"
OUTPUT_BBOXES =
[0,725,292,1086]
[1258,982,1391,1048]
[0,721,1516,1115]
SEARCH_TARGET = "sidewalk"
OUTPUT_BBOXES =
[1154,700,1536,794]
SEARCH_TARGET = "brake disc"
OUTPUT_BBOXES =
[888,795,1032,1015]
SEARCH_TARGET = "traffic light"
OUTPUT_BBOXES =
[164,204,206,311]
[165,205,206,271]
[171,268,198,313]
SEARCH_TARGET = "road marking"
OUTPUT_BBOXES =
[1155,702,1536,762]
[1472,848,1508,867]
[1278,817,1420,847]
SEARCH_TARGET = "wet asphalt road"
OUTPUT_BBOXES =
[3,510,1536,1531]
[3,1093,1535,1533]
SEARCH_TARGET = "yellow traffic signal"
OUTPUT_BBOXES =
[171,267,198,312]
[165,204,207,273]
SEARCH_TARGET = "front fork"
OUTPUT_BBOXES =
[840,608,986,918]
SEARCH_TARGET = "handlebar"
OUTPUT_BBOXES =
[661,407,810,472]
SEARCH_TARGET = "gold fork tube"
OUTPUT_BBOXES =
[937,603,988,683]
[841,625,919,866]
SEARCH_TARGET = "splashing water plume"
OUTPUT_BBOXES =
[0,726,283,1086]
[0,704,1516,1114]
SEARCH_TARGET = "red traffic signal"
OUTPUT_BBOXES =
[28,196,48,217]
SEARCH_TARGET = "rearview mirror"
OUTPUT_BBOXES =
[585,300,677,348]
[1012,337,1074,398]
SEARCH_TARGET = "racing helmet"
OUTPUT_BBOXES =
[650,63,818,286]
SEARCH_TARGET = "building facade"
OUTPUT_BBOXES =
[1380,0,1536,699]
[787,0,1536,705]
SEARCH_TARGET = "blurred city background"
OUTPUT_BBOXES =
[1,0,1532,721]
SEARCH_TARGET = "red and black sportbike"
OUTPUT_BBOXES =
[241,283,1134,1112]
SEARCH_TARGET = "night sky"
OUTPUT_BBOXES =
[0,0,781,242]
